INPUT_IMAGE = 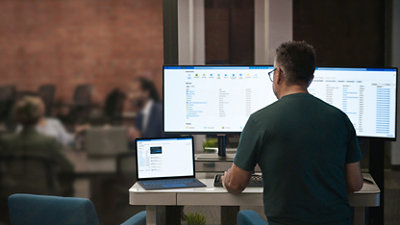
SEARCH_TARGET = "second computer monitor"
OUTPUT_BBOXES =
[309,67,397,139]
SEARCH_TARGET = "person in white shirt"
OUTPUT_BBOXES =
[16,96,89,147]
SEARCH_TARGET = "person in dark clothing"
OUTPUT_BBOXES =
[0,96,73,223]
[128,77,163,141]
[222,41,363,225]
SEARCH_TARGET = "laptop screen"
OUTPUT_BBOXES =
[136,137,195,180]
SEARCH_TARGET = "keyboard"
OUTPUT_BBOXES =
[213,174,263,187]
[138,178,206,190]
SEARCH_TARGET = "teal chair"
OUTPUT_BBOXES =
[8,194,146,225]
[237,210,268,225]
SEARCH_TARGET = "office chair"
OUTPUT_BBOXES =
[0,155,62,195]
[237,210,268,225]
[8,194,146,225]
[0,155,68,224]
[68,84,93,124]
[104,88,126,124]
[38,84,55,117]
[0,85,17,130]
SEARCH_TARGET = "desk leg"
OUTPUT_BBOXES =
[146,206,166,225]
[221,206,240,225]
[353,207,365,225]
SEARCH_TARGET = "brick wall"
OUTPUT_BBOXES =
[0,0,163,105]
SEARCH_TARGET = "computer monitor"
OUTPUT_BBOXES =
[163,66,398,153]
[163,65,276,134]
[309,67,397,140]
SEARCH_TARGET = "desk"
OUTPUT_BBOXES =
[129,174,380,225]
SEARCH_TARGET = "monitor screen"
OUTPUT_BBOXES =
[163,66,397,139]
[163,65,276,133]
[308,67,397,139]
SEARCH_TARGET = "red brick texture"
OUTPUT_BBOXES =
[0,0,163,105]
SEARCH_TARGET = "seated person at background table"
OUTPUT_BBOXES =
[1,96,74,171]
[0,96,74,223]
[16,95,89,148]
[222,41,363,225]
[128,77,163,141]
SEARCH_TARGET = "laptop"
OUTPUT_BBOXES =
[135,136,206,190]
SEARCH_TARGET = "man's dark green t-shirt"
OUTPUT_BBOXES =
[234,93,361,225]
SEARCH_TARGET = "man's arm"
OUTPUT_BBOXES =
[345,161,363,192]
[221,163,252,194]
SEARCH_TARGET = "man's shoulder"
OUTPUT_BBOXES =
[250,100,282,121]
[310,95,348,118]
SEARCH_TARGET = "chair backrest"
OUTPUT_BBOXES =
[237,210,268,225]
[85,126,129,157]
[8,194,101,225]
[0,85,16,122]
[38,84,55,116]
[0,85,16,102]
[73,84,92,106]
[0,155,60,195]
[104,89,126,123]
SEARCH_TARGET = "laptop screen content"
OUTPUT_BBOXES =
[136,137,195,179]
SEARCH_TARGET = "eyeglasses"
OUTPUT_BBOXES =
[268,68,276,82]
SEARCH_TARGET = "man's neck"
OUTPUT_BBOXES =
[278,85,308,99]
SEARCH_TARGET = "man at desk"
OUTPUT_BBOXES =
[222,41,363,225]
[128,77,163,140]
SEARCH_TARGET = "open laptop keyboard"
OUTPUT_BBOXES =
[214,174,263,187]
[139,178,206,189]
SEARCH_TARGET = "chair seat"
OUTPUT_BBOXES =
[237,210,268,225]
[8,194,146,225]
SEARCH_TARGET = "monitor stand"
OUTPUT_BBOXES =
[195,134,236,160]
[217,134,227,157]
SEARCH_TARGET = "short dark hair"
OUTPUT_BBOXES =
[134,77,160,102]
[275,41,316,86]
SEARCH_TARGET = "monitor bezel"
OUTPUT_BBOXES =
[135,136,196,181]
[162,65,398,140]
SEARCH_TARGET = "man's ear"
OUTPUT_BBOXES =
[276,67,283,84]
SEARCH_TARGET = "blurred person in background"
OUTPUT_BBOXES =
[1,96,74,170]
[16,95,89,148]
[128,77,163,144]
[0,96,74,223]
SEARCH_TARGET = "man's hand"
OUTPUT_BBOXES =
[221,163,252,194]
